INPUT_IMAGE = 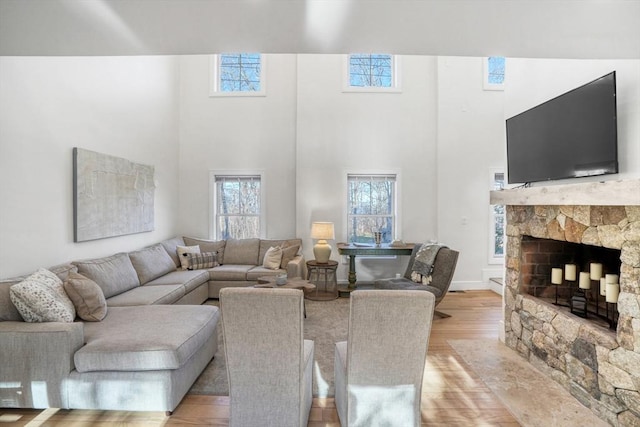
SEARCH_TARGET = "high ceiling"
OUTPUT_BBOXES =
[1,0,639,58]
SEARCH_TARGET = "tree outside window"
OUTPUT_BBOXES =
[210,54,265,96]
[349,54,393,88]
[484,56,506,90]
[347,175,396,244]
[215,175,261,239]
[219,53,261,92]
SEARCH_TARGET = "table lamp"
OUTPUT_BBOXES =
[311,222,335,263]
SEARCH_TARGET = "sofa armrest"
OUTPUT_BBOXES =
[0,321,84,408]
[286,254,307,279]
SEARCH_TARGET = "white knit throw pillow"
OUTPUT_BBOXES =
[263,246,283,270]
[10,268,76,323]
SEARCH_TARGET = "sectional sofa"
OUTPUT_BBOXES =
[0,236,304,412]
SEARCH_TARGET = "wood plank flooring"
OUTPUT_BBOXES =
[0,290,520,426]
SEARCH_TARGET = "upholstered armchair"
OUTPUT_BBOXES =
[374,245,459,317]
[334,290,436,427]
[220,288,314,427]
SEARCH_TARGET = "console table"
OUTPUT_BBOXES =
[337,243,415,290]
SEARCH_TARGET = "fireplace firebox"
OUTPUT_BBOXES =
[519,236,621,329]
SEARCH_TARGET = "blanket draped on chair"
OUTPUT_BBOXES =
[410,244,448,285]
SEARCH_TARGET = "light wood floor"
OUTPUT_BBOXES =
[0,290,520,426]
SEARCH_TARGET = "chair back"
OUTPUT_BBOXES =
[220,288,307,427]
[346,289,435,426]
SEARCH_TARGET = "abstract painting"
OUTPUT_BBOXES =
[73,148,155,242]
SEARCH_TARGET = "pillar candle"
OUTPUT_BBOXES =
[606,283,620,303]
[605,274,619,284]
[579,272,591,289]
[600,277,607,296]
[590,263,603,280]
[565,264,577,281]
[551,268,563,285]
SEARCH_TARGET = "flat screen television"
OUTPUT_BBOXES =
[506,71,618,184]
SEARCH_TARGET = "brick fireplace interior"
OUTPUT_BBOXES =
[520,236,622,329]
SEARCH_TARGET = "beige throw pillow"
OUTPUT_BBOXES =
[263,246,283,270]
[64,271,108,321]
[177,245,200,270]
[280,244,300,269]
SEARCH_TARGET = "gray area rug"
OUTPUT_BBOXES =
[188,297,350,398]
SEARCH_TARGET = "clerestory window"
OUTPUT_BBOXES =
[210,53,266,96]
[344,54,401,92]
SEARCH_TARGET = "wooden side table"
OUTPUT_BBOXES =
[306,260,339,300]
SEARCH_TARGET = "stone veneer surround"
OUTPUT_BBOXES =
[491,180,640,427]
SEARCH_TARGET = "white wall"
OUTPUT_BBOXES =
[295,55,439,282]
[0,56,180,278]
[505,59,640,184]
[436,57,506,288]
[177,55,298,239]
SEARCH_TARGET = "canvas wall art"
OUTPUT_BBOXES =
[73,148,155,242]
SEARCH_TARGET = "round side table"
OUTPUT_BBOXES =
[306,260,339,300]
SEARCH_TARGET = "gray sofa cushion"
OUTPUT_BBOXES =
[223,238,260,265]
[105,284,186,306]
[48,263,79,282]
[74,253,140,299]
[75,305,219,372]
[128,244,177,285]
[159,236,186,268]
[144,269,209,294]
[0,277,24,321]
[183,237,226,263]
[209,265,254,281]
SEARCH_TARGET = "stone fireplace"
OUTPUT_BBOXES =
[491,180,640,427]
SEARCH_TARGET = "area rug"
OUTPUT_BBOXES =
[188,297,350,398]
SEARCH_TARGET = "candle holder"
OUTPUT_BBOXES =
[570,288,588,317]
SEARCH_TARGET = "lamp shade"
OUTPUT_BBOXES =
[311,222,334,263]
[310,222,335,240]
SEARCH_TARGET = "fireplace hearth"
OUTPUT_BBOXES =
[491,180,640,427]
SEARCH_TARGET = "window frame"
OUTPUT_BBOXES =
[209,171,266,240]
[489,168,505,264]
[344,171,401,258]
[342,54,402,93]
[209,54,266,97]
[483,56,505,91]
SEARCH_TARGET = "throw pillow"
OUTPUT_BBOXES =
[9,268,76,323]
[263,246,283,270]
[177,245,200,270]
[280,244,300,269]
[64,271,108,322]
[187,252,218,270]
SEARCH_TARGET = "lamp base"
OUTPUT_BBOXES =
[313,240,332,263]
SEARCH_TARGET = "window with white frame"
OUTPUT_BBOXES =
[343,54,401,92]
[489,170,505,263]
[484,56,505,91]
[210,53,265,96]
[347,174,397,244]
[213,174,262,239]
